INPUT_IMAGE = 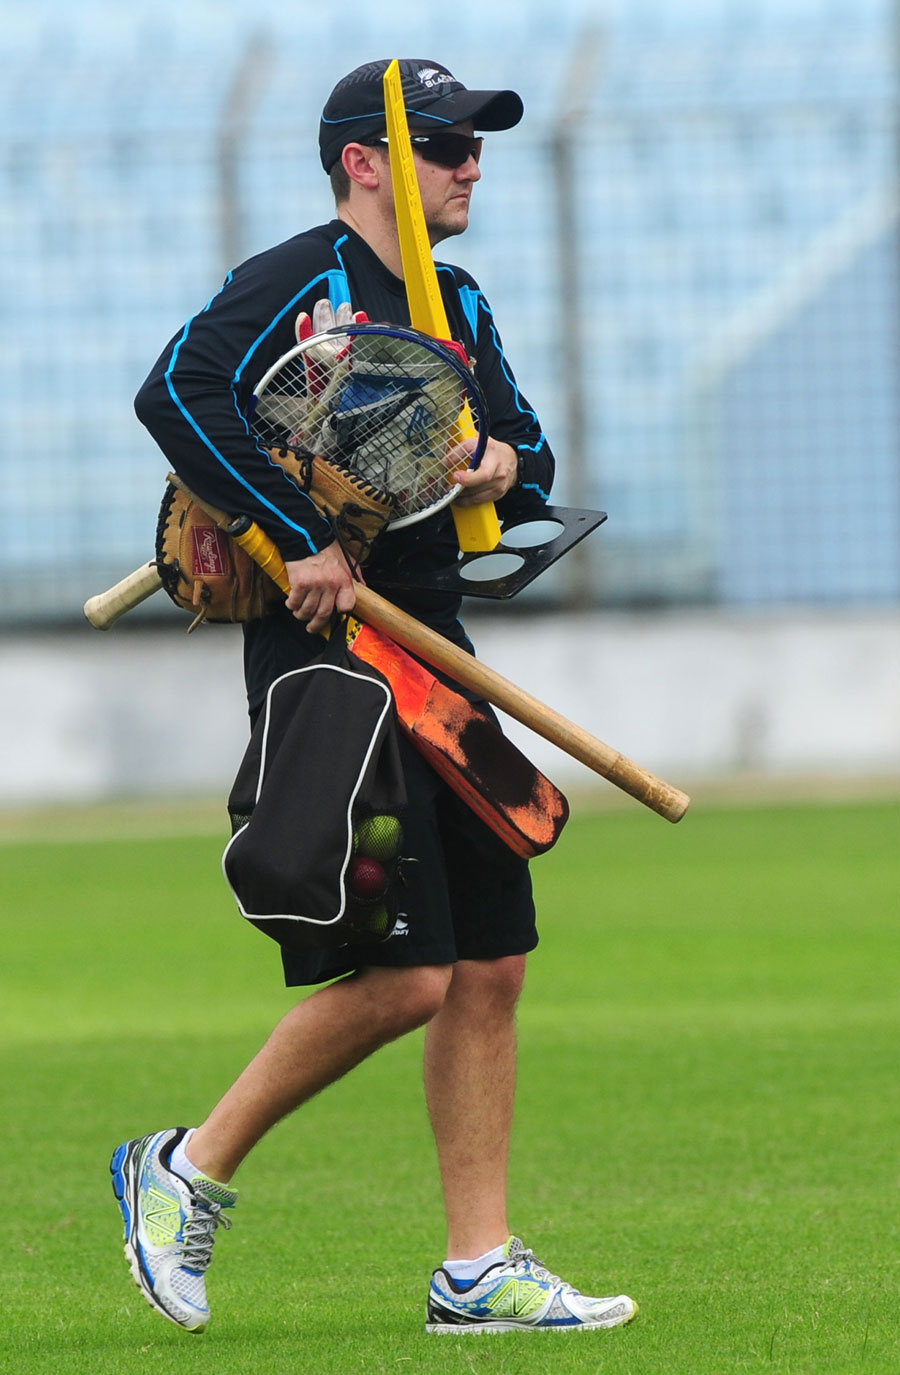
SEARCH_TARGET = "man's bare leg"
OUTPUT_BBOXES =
[188,963,452,1183]
[423,954,526,1259]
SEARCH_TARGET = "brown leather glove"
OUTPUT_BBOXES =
[155,452,394,627]
[267,447,396,566]
[155,482,281,628]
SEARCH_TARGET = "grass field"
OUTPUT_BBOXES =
[1,794,899,1373]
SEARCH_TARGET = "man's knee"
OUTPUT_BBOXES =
[447,954,527,1014]
[356,963,453,1037]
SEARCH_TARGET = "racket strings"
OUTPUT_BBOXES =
[251,329,473,523]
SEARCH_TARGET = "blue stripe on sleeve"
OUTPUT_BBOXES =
[448,280,552,502]
[454,281,481,340]
[163,265,345,553]
[326,235,352,309]
[231,268,336,383]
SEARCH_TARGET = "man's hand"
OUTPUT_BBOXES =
[284,541,359,635]
[449,437,518,506]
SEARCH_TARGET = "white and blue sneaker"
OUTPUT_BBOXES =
[426,1236,637,1334]
[110,1127,236,1332]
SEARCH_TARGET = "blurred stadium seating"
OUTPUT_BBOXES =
[1,0,898,621]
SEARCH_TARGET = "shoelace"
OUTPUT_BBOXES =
[512,1248,580,1297]
[181,1198,233,1271]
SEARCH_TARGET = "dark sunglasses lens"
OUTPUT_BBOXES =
[414,134,482,168]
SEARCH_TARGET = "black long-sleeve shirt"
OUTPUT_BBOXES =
[135,219,555,708]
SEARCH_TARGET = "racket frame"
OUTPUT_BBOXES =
[248,322,489,532]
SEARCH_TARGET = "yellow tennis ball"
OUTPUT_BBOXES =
[365,903,392,938]
[354,814,402,860]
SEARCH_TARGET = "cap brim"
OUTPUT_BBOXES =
[409,88,523,133]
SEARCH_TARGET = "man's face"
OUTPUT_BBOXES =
[413,122,482,245]
[371,121,482,246]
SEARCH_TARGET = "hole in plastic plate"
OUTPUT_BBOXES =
[500,519,565,549]
[459,553,526,582]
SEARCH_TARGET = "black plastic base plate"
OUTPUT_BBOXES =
[376,506,607,600]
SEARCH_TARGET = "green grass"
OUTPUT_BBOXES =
[2,796,899,1373]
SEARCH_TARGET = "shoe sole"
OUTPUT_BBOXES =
[426,1300,639,1334]
[110,1139,207,1334]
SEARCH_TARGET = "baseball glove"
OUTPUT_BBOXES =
[267,446,396,567]
[155,452,395,627]
[155,483,281,628]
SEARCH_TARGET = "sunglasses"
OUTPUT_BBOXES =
[366,132,483,169]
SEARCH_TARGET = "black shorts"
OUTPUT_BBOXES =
[280,731,538,987]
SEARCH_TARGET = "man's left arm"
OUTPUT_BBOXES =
[446,282,556,511]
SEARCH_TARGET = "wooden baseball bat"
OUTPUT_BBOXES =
[350,587,690,821]
[84,561,164,628]
[83,476,689,822]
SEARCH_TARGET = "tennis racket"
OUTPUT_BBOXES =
[250,322,489,530]
[84,322,489,629]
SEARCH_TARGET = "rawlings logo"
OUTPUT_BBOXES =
[191,525,229,577]
[417,67,454,89]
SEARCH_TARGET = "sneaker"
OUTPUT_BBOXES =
[426,1236,637,1334]
[110,1127,236,1332]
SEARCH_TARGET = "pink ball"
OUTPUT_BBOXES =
[349,855,387,901]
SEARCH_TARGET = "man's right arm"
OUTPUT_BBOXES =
[134,243,336,563]
[134,242,362,625]
[283,544,358,635]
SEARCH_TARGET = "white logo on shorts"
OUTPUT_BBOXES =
[391,916,410,938]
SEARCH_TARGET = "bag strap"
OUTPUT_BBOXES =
[318,613,351,665]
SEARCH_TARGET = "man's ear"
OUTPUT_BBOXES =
[341,142,383,191]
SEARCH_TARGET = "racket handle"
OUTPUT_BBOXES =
[83,561,163,630]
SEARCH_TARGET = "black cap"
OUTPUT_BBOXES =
[319,59,523,172]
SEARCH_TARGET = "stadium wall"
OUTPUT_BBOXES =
[2,610,898,807]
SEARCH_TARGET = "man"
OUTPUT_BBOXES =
[110,58,637,1336]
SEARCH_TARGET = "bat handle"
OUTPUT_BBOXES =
[229,520,291,595]
[83,561,163,630]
